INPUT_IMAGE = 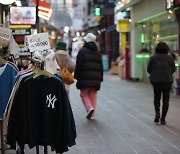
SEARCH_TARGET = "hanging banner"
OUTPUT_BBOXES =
[116,19,130,32]
[0,27,12,47]
[27,32,51,52]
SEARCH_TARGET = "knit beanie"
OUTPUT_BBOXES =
[83,33,96,43]
[56,41,67,51]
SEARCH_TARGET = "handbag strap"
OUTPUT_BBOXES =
[55,54,63,69]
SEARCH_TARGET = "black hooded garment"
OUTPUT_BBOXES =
[74,42,103,90]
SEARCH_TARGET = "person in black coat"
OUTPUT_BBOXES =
[147,42,176,125]
[74,33,103,120]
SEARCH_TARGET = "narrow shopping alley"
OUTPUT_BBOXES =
[1,1,180,154]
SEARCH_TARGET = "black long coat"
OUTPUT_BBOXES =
[74,42,103,90]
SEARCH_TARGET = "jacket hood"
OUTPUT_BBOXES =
[83,42,98,51]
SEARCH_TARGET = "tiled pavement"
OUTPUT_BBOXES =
[2,72,180,154]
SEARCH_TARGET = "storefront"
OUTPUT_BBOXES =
[129,0,179,82]
[115,0,180,83]
[114,2,131,79]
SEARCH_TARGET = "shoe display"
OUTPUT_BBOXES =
[154,117,160,124]
[86,108,94,119]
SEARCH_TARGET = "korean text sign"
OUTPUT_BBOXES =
[27,32,51,52]
[0,27,12,47]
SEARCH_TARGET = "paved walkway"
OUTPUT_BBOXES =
[4,72,180,154]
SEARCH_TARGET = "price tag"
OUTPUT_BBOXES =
[27,32,51,52]
[0,27,12,47]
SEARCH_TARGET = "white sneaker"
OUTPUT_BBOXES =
[86,108,94,119]
[90,116,95,120]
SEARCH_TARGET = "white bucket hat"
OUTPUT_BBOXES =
[83,33,96,42]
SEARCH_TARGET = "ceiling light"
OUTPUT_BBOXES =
[15,1,22,6]
[0,0,16,5]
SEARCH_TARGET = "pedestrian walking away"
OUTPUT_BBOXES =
[74,33,103,120]
[147,42,176,125]
[55,41,75,95]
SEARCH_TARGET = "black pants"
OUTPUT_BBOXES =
[152,83,171,118]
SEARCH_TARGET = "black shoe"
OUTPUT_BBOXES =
[154,112,160,124]
[86,108,94,119]
[161,118,166,125]
[154,117,160,124]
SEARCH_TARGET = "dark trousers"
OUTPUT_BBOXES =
[152,83,171,118]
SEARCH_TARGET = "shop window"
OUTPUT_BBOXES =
[139,13,178,54]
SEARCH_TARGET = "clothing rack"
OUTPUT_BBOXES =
[0,58,48,154]
[0,119,5,154]
[0,56,6,154]
[17,58,48,154]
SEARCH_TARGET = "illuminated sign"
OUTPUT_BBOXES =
[116,19,130,32]
[0,0,15,5]
[10,7,36,25]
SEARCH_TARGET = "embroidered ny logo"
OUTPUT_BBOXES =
[46,94,57,109]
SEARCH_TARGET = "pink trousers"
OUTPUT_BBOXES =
[80,88,97,117]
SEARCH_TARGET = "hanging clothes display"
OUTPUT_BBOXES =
[5,58,76,153]
[0,61,18,118]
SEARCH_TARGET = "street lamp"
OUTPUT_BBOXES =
[0,0,16,5]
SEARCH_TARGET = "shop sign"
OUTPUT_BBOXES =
[10,7,36,25]
[11,26,31,48]
[12,29,31,48]
[0,27,12,47]
[116,19,130,32]
[27,32,50,52]
[10,25,31,29]
[12,29,31,35]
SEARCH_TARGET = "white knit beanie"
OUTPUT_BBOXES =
[83,33,96,43]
